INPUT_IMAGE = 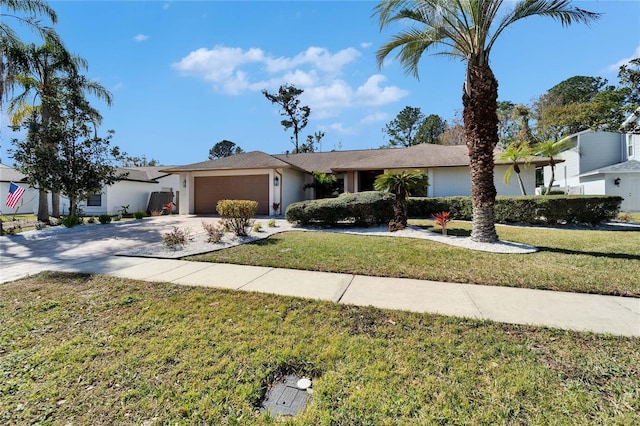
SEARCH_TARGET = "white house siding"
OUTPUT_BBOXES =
[280,168,306,214]
[430,167,471,197]
[494,165,538,196]
[578,132,624,173]
[554,149,581,188]
[0,182,38,214]
[430,165,535,198]
[544,131,624,190]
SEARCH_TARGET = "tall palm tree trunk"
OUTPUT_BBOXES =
[37,189,49,222]
[463,63,499,243]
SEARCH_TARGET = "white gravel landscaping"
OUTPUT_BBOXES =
[115,217,538,259]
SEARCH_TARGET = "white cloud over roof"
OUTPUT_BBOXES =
[173,44,408,117]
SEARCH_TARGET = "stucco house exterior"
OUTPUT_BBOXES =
[541,126,640,211]
[0,163,38,214]
[163,144,549,216]
[0,164,180,216]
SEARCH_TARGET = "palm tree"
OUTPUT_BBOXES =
[499,143,531,195]
[374,169,428,231]
[500,104,536,195]
[10,38,112,221]
[534,138,571,194]
[375,0,599,242]
[1,0,58,102]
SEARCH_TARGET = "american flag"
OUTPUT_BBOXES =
[6,182,25,209]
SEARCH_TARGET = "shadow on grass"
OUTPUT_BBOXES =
[536,246,640,261]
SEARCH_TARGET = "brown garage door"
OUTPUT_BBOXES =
[194,175,269,215]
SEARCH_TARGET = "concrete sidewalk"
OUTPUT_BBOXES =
[1,217,638,337]
[53,256,640,337]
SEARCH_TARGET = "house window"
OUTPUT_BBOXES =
[86,193,102,206]
[627,135,634,158]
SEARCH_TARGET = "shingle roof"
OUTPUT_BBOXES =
[161,151,294,172]
[273,149,387,173]
[161,145,552,175]
[581,160,640,176]
[0,163,27,182]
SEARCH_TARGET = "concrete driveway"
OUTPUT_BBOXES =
[0,215,211,283]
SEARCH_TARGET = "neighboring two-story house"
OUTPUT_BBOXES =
[541,108,640,211]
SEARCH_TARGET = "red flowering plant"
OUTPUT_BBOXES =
[432,211,452,236]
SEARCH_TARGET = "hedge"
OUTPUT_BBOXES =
[408,195,622,226]
[286,191,394,226]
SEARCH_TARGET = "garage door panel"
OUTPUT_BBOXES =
[195,175,269,215]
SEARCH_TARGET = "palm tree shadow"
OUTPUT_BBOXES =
[412,224,471,237]
[536,246,640,261]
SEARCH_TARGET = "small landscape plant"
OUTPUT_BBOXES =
[61,215,81,228]
[98,214,112,224]
[216,199,258,237]
[252,222,263,232]
[87,216,96,224]
[134,211,147,219]
[432,211,452,235]
[267,218,277,227]
[616,212,632,222]
[162,226,192,249]
[202,221,225,243]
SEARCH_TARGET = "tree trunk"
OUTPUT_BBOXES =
[51,192,60,218]
[545,161,556,195]
[516,172,527,196]
[37,189,49,223]
[463,63,499,243]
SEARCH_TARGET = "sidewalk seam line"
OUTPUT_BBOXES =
[235,266,276,290]
[336,275,356,304]
[463,287,484,318]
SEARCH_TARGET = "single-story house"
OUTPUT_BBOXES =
[163,144,550,216]
[0,163,38,214]
[0,164,180,216]
[541,127,640,211]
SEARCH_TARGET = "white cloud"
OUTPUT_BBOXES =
[174,44,408,114]
[354,75,409,106]
[607,45,640,72]
[328,122,358,135]
[360,42,372,49]
[133,34,149,42]
[265,46,360,74]
[112,82,125,92]
[359,112,389,124]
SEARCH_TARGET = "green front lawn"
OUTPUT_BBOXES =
[187,221,640,297]
[1,273,638,424]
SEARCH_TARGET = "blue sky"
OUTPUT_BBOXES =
[2,0,639,166]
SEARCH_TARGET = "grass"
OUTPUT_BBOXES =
[187,221,640,297]
[1,272,638,424]
[0,214,37,222]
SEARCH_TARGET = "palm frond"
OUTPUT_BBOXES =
[489,0,600,53]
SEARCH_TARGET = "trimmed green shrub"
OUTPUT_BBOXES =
[408,195,622,225]
[267,218,277,227]
[286,191,394,226]
[216,199,258,236]
[134,211,147,219]
[98,214,112,224]
[408,197,472,220]
[252,222,263,232]
[61,215,81,228]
